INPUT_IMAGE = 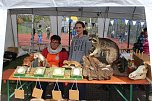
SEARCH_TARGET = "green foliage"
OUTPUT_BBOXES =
[18,24,32,34]
[34,15,43,23]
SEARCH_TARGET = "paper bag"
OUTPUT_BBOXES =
[52,90,62,100]
[32,87,43,98]
[69,90,79,100]
[15,89,24,99]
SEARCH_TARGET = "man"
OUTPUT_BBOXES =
[41,35,68,67]
[37,35,68,99]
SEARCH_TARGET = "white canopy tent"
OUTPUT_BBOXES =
[10,7,145,19]
[0,0,152,93]
[5,7,147,48]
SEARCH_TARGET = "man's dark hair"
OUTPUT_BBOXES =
[50,35,61,44]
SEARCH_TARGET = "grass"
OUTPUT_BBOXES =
[17,24,47,34]
[18,24,32,34]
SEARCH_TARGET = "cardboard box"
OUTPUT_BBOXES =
[7,47,18,54]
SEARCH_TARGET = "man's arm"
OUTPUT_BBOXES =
[59,50,69,67]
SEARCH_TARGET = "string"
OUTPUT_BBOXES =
[53,79,60,91]
[70,79,78,90]
[16,78,19,89]
[36,77,42,89]
[75,79,78,90]
[38,77,42,89]
[18,77,23,90]
[16,77,23,90]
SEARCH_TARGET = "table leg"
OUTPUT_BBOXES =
[6,80,10,101]
[145,85,150,101]
[129,84,133,101]
[112,85,128,101]
[108,85,112,101]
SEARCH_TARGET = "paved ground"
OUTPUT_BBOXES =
[18,33,133,51]
[18,33,69,46]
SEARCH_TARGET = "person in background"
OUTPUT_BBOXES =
[133,27,148,53]
[46,26,51,40]
[142,28,149,55]
[118,32,125,43]
[111,30,115,38]
[37,35,69,99]
[124,31,128,41]
[72,27,77,37]
[37,25,43,43]
[68,21,92,100]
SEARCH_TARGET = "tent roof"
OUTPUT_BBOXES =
[10,7,145,20]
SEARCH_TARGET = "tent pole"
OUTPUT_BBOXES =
[135,23,139,41]
[116,19,118,38]
[68,17,72,51]
[16,14,19,46]
[56,16,58,35]
[103,7,109,38]
[30,14,34,52]
[56,8,58,35]
[10,14,15,47]
[103,18,106,38]
[127,20,131,48]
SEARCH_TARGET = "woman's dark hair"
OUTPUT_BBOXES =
[83,30,88,35]
[75,21,85,28]
[50,35,61,44]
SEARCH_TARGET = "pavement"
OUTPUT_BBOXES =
[18,33,133,52]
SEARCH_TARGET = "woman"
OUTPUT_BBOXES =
[69,21,91,64]
[68,21,92,100]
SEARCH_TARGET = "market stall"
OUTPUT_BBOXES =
[1,0,152,100]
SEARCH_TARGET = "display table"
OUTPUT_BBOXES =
[2,69,150,101]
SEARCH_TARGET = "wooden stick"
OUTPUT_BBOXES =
[142,51,144,57]
[138,50,140,56]
[136,49,138,55]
